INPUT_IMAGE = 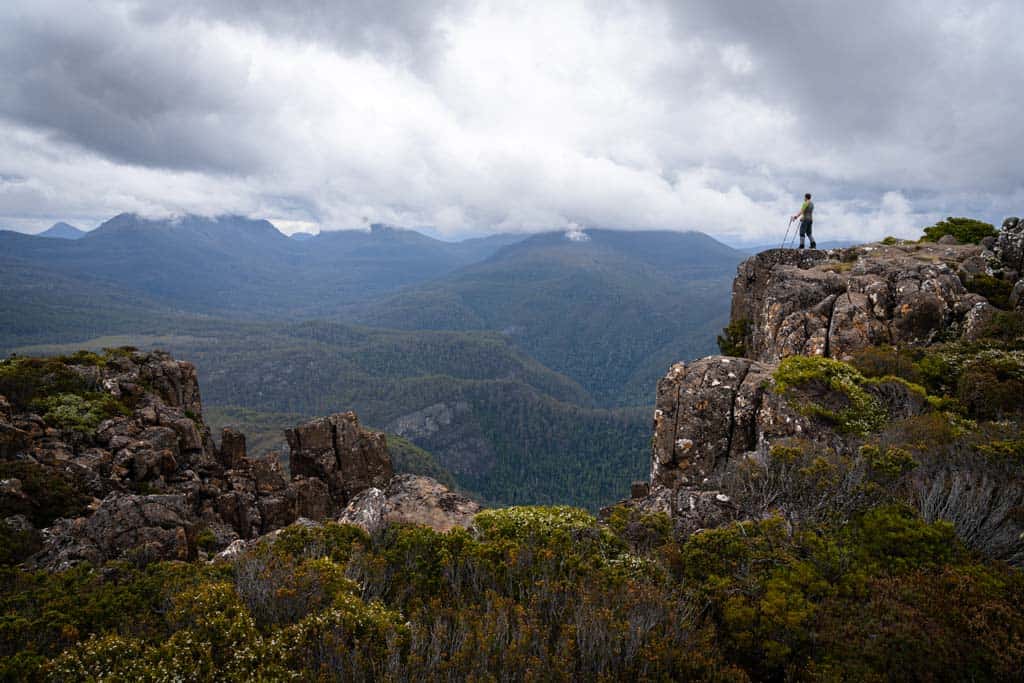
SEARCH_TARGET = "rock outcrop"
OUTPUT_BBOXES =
[731,242,993,363]
[995,217,1024,280]
[996,217,1024,311]
[629,354,931,529]
[615,219,1024,546]
[286,413,393,501]
[1,350,478,570]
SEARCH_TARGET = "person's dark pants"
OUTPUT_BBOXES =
[799,219,815,247]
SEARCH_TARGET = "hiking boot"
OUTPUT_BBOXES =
[810,241,817,249]
[798,244,805,249]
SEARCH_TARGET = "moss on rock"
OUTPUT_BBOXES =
[773,356,888,435]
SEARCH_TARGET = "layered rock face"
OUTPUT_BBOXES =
[386,401,495,478]
[286,413,393,501]
[1,350,477,570]
[731,242,1000,363]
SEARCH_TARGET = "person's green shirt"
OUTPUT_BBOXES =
[800,200,814,220]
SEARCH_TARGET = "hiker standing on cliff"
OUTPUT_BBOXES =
[791,193,816,249]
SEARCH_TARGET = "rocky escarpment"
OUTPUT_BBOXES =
[612,220,1024,562]
[730,230,1024,364]
[0,350,478,570]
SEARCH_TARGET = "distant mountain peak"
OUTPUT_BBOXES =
[37,221,86,239]
[91,212,284,240]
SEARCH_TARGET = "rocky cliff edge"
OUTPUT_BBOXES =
[610,219,1024,565]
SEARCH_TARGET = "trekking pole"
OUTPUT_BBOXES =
[780,217,795,249]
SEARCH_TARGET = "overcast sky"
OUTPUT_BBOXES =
[1,0,1022,243]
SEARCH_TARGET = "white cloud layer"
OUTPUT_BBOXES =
[0,0,1021,242]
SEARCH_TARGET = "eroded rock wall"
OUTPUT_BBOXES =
[2,350,476,570]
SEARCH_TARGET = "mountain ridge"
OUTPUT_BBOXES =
[0,212,746,509]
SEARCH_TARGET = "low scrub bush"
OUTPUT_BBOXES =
[962,273,1014,309]
[920,216,997,244]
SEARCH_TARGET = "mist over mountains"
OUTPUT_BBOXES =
[0,213,744,507]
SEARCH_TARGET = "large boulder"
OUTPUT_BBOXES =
[1010,279,1024,311]
[651,357,777,489]
[338,474,481,535]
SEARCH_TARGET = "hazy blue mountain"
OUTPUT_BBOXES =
[289,232,316,241]
[442,231,532,261]
[0,214,525,318]
[37,222,86,239]
[348,229,744,405]
[0,252,190,348]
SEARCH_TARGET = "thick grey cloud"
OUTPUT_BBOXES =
[0,0,1021,241]
[0,2,265,172]
[662,1,1024,191]
[136,0,469,67]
